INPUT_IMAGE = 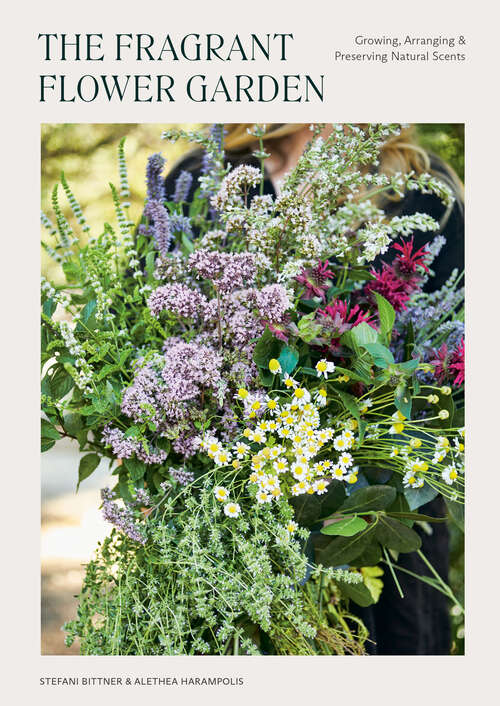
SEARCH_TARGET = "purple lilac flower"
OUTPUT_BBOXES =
[146,153,166,202]
[188,249,256,293]
[172,169,193,203]
[101,424,168,465]
[144,199,172,256]
[147,282,209,320]
[169,467,195,486]
[100,488,147,544]
[255,283,292,324]
[162,342,223,401]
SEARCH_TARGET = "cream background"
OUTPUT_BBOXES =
[2,0,499,703]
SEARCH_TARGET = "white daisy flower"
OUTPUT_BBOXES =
[442,465,458,485]
[214,486,230,502]
[315,359,336,378]
[314,479,329,495]
[224,502,241,518]
[402,470,424,489]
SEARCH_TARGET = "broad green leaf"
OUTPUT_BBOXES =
[374,292,395,343]
[350,321,378,347]
[316,526,376,567]
[338,485,396,514]
[351,541,382,567]
[41,418,61,441]
[374,515,422,553]
[278,346,299,375]
[77,453,101,490]
[321,516,368,537]
[397,359,419,374]
[63,413,83,437]
[337,578,376,607]
[445,497,464,532]
[123,456,147,482]
[43,298,56,318]
[403,482,438,511]
[394,384,412,419]
[361,342,394,368]
[291,480,345,528]
[361,565,384,603]
[252,327,283,368]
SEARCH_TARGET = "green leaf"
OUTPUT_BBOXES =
[43,298,57,318]
[387,511,447,523]
[50,366,74,399]
[332,365,372,385]
[77,453,101,490]
[338,485,397,514]
[374,515,422,553]
[361,565,384,603]
[335,390,361,425]
[252,327,283,369]
[394,384,412,419]
[445,497,464,532]
[374,292,395,343]
[41,418,61,441]
[350,321,378,347]
[123,456,147,482]
[321,516,368,536]
[397,359,419,374]
[291,480,345,528]
[361,342,394,368]
[336,578,376,607]
[315,526,376,567]
[278,346,299,375]
[297,313,322,343]
[63,413,83,437]
[41,439,56,452]
[351,541,382,567]
[404,482,438,511]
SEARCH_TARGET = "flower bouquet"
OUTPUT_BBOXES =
[41,124,464,655]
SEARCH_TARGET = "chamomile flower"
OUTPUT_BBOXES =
[270,487,283,499]
[442,465,458,485]
[332,465,346,480]
[345,471,359,484]
[409,437,422,448]
[313,479,329,494]
[403,471,424,489]
[206,437,223,458]
[224,502,241,518]
[283,373,298,389]
[233,442,250,458]
[291,462,309,480]
[273,458,289,474]
[293,387,312,407]
[314,388,327,406]
[286,520,298,534]
[333,435,348,451]
[338,452,354,469]
[291,481,309,496]
[390,446,400,457]
[316,359,335,379]
[251,430,267,445]
[269,358,282,374]
[410,458,429,473]
[256,489,272,504]
[266,397,280,414]
[236,388,249,400]
[214,449,232,466]
[214,486,230,502]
